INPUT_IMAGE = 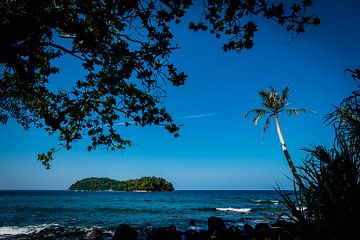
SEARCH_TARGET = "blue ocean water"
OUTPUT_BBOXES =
[0,190,287,238]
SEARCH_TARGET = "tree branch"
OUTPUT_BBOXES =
[47,42,86,61]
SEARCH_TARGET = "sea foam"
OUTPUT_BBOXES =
[216,207,251,213]
[250,199,279,204]
[0,224,56,236]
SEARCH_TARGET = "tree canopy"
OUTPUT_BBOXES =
[0,0,319,168]
[68,176,174,192]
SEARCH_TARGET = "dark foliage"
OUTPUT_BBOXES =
[1,0,191,167]
[277,68,360,240]
[326,68,360,151]
[68,176,174,192]
[0,0,318,168]
[189,0,319,51]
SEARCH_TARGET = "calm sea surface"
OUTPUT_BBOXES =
[0,190,288,238]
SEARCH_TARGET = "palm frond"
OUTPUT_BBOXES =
[253,115,261,126]
[245,108,269,119]
[269,86,276,93]
[259,86,286,111]
[258,90,269,99]
[325,93,360,148]
[281,86,290,104]
[345,68,360,82]
[286,108,311,116]
[259,90,271,108]
[262,116,272,133]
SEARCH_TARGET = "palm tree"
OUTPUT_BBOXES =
[245,86,309,186]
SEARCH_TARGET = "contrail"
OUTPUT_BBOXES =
[176,113,215,119]
[113,121,135,126]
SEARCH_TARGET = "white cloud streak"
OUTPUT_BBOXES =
[113,121,136,126]
[176,113,215,119]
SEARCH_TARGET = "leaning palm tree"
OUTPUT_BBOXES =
[245,86,309,186]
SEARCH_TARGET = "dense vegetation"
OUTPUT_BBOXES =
[277,69,360,240]
[69,176,174,192]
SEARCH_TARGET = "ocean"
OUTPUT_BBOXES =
[0,190,288,239]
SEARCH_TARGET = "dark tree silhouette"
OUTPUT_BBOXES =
[189,0,320,51]
[0,0,319,168]
[69,176,174,192]
[245,87,311,186]
[277,69,360,240]
[327,68,360,149]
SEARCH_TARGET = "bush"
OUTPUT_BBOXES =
[277,69,360,240]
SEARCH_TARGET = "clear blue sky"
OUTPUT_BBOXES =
[0,0,359,190]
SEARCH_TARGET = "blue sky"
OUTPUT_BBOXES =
[1,0,359,190]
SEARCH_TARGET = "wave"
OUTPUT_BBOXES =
[0,223,58,236]
[250,199,279,204]
[216,207,251,213]
[0,224,114,240]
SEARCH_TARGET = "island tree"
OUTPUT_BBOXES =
[69,176,174,192]
[245,86,310,186]
[0,0,319,167]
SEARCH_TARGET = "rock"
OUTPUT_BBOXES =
[208,217,228,240]
[91,228,104,240]
[189,219,196,227]
[271,221,298,240]
[113,224,137,240]
[254,223,270,240]
[199,230,210,240]
[208,217,227,233]
[137,231,147,240]
[152,225,180,240]
[185,229,199,240]
[242,224,255,240]
[59,228,86,239]
[210,229,230,240]
[228,225,242,240]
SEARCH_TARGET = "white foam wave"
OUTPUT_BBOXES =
[250,199,279,204]
[0,224,57,236]
[216,207,251,213]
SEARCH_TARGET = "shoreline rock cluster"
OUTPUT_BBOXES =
[2,217,297,240]
[111,216,296,240]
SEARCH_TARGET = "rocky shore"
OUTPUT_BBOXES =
[4,216,299,240]
[111,217,297,240]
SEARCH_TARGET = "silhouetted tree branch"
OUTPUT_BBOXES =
[0,0,319,167]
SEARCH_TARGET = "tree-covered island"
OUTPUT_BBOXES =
[68,176,174,192]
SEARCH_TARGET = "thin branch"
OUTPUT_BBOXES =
[47,42,86,61]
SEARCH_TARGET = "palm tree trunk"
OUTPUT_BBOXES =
[274,113,303,187]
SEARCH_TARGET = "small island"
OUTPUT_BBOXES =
[68,176,174,192]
